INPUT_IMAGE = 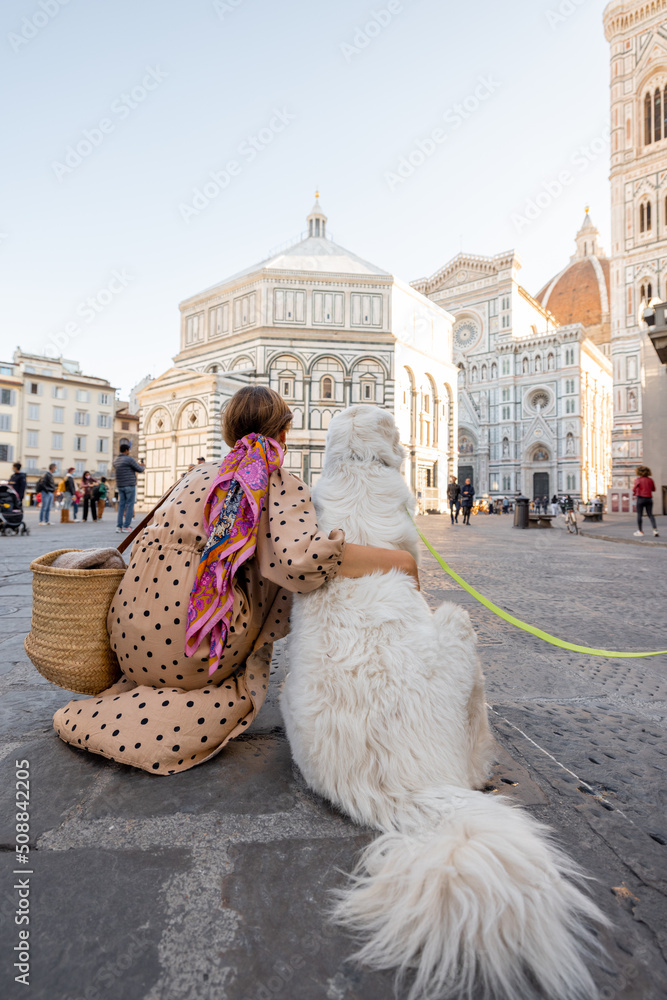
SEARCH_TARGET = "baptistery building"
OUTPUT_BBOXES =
[412,223,613,503]
[137,198,458,511]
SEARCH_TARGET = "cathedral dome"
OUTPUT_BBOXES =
[534,209,610,347]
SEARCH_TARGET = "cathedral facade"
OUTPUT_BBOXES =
[603,0,667,514]
[412,220,613,502]
[137,199,458,511]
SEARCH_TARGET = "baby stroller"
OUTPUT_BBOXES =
[0,484,29,535]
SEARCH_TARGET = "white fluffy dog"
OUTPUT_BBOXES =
[281,405,607,1000]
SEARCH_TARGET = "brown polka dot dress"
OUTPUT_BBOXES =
[52,463,345,774]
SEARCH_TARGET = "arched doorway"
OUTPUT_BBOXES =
[533,471,549,499]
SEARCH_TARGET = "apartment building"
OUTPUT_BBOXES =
[0,350,117,489]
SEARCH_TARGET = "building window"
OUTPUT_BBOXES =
[185,312,204,343]
[0,414,11,431]
[627,387,638,412]
[97,413,111,428]
[274,289,305,324]
[26,457,37,471]
[1,388,16,405]
[423,393,430,413]
[121,421,130,430]
[627,286,633,316]
[233,293,257,330]
[321,376,333,400]
[350,293,382,327]
[640,203,645,232]
[76,389,90,402]
[27,430,39,448]
[502,405,511,420]
[28,404,40,420]
[209,303,230,338]
[491,362,497,379]
[29,382,41,395]
[74,410,90,426]
[75,460,85,476]
[52,385,67,399]
[0,444,13,462]
[74,435,87,451]
[361,380,374,401]
[313,291,344,326]
[647,201,652,231]
[501,387,510,401]
[97,461,108,476]
[52,432,63,449]
[53,406,64,423]
[281,378,294,398]
[489,299,498,317]
[98,392,111,405]
[501,357,510,376]
[655,88,663,143]
[645,91,652,144]
[97,438,109,453]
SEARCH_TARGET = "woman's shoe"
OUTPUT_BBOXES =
[634,530,644,536]
[654,529,660,537]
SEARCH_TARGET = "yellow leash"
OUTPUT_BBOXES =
[414,522,667,659]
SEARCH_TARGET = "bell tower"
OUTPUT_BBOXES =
[603,0,667,512]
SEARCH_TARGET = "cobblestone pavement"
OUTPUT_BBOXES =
[0,507,666,1000]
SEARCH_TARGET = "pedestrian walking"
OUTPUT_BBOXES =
[80,471,99,522]
[542,495,549,515]
[461,478,475,524]
[502,496,509,514]
[550,494,559,516]
[447,477,461,524]
[633,465,660,537]
[8,462,27,503]
[96,476,108,520]
[114,442,145,533]
[37,463,57,525]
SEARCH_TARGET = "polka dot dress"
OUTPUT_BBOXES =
[53,464,345,774]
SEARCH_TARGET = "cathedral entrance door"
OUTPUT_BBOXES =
[533,471,549,500]
[458,464,473,487]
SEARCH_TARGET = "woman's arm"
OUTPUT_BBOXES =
[337,543,419,589]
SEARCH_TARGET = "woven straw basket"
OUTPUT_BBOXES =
[24,549,125,695]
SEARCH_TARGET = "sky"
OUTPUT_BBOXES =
[1,0,613,399]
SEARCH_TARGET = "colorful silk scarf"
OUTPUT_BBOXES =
[185,433,284,677]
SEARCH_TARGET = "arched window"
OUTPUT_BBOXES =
[626,118,631,143]
[655,88,662,142]
[640,283,646,302]
[648,282,653,299]
[321,376,333,400]
[647,201,652,231]
[471,365,478,382]
[640,203,645,232]
[645,91,653,144]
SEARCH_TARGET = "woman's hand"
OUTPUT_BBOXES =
[337,543,420,590]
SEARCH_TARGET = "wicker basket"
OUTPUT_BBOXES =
[24,549,125,695]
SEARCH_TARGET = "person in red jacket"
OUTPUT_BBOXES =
[633,465,659,537]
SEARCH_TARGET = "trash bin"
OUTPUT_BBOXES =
[513,495,529,529]
[592,499,603,517]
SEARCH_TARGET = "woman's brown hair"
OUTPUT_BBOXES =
[636,465,651,478]
[221,386,292,447]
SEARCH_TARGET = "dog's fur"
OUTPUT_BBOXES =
[281,405,607,1000]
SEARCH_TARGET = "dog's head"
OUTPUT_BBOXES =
[322,406,405,470]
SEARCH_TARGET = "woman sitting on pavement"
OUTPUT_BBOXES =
[53,386,419,775]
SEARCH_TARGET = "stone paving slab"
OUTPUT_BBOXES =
[0,514,666,999]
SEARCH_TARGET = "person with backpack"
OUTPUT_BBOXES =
[37,464,57,525]
[60,467,76,523]
[80,471,99,522]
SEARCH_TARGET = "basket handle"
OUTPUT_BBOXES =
[117,481,181,555]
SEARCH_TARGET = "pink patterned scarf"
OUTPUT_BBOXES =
[185,434,284,677]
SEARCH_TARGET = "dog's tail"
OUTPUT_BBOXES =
[333,786,608,1000]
